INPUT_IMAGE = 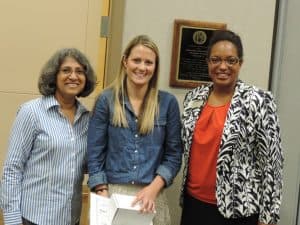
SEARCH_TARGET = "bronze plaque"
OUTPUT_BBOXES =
[169,19,226,88]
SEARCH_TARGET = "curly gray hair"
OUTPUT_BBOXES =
[38,48,97,97]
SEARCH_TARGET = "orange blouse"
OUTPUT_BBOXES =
[187,101,230,204]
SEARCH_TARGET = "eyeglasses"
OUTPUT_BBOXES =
[59,67,85,76]
[208,56,240,66]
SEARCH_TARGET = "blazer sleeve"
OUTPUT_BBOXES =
[257,91,283,224]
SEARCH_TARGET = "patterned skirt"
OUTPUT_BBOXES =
[108,184,171,225]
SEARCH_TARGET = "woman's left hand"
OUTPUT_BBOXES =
[132,185,158,213]
[131,175,165,213]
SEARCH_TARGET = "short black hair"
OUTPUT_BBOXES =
[38,48,96,97]
[207,29,244,60]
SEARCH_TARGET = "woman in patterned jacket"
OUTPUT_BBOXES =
[180,29,283,225]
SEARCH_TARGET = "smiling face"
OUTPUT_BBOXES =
[123,44,157,89]
[55,56,86,101]
[208,40,242,92]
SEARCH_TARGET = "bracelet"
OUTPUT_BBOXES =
[95,187,108,192]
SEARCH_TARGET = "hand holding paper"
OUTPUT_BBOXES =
[132,175,165,213]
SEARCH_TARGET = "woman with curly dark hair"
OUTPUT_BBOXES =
[1,48,96,225]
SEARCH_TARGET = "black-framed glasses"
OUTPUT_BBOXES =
[208,56,240,66]
[59,67,85,76]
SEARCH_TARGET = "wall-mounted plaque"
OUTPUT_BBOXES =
[169,19,226,88]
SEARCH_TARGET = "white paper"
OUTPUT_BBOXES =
[89,193,115,225]
[111,193,140,210]
[89,193,154,225]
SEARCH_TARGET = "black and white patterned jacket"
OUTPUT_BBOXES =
[180,80,283,224]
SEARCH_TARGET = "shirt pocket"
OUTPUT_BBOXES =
[108,121,131,152]
[106,146,132,172]
[149,117,167,146]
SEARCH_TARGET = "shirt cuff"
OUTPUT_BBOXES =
[87,172,108,190]
[156,165,173,187]
[3,211,22,225]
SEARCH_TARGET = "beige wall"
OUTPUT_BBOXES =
[112,0,277,224]
[0,0,102,173]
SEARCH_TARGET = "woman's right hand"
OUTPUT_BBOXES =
[95,189,109,197]
[94,185,109,197]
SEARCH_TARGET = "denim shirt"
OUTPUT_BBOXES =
[87,89,182,189]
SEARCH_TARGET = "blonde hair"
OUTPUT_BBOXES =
[109,35,160,135]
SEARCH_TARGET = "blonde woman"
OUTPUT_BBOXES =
[87,35,182,225]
